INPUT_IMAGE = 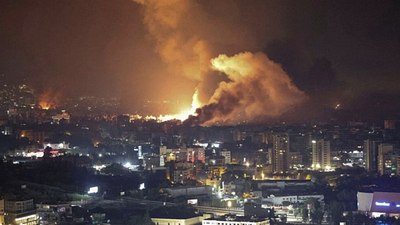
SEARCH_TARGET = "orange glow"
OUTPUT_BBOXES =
[39,101,52,110]
[128,90,201,122]
[38,90,59,110]
[157,89,201,122]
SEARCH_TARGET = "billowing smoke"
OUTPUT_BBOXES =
[133,0,211,83]
[191,52,306,125]
[134,0,306,125]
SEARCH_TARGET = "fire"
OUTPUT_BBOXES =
[157,89,201,122]
[38,90,59,110]
[39,101,52,110]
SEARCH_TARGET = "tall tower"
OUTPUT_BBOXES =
[271,133,289,173]
[312,139,331,170]
[377,143,395,175]
[363,139,381,172]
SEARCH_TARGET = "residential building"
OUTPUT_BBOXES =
[311,139,331,170]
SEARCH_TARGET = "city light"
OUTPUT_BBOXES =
[88,186,98,194]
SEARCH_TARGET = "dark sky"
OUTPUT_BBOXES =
[1,0,400,120]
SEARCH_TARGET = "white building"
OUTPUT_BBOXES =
[312,139,331,170]
[264,194,324,205]
[203,216,269,225]
[152,214,211,225]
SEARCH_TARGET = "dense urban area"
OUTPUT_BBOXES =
[0,81,400,225]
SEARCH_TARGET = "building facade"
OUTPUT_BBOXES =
[364,139,381,172]
[271,134,288,173]
[3,199,38,225]
[312,139,331,170]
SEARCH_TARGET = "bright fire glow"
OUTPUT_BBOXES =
[39,101,52,110]
[157,89,201,122]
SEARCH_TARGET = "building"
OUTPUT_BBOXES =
[271,134,289,173]
[288,133,309,167]
[187,147,206,163]
[166,161,195,184]
[263,193,324,205]
[254,180,313,190]
[357,191,400,217]
[220,150,231,164]
[364,139,381,172]
[203,215,270,225]
[0,200,5,225]
[51,110,70,123]
[384,120,397,130]
[3,199,38,225]
[244,203,270,218]
[36,203,72,225]
[162,186,212,198]
[288,152,303,168]
[377,143,395,175]
[152,214,210,225]
[311,139,331,170]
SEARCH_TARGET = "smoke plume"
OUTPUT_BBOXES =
[133,0,211,83]
[191,52,306,125]
[134,0,306,125]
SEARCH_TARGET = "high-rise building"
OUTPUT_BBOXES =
[377,143,395,175]
[363,139,381,172]
[288,133,308,167]
[312,139,331,170]
[271,133,289,173]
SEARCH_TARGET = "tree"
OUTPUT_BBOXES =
[327,200,344,225]
[128,211,155,225]
[302,198,324,225]
[310,208,324,225]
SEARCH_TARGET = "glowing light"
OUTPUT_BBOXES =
[88,186,98,194]
[39,101,52,110]
[157,89,201,122]
[375,202,390,207]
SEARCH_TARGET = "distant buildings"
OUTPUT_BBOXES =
[0,198,38,225]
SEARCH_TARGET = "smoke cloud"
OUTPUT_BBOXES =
[133,0,211,83]
[192,52,306,125]
[134,0,306,125]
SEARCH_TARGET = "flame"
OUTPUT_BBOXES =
[39,101,52,110]
[38,90,59,110]
[157,89,201,122]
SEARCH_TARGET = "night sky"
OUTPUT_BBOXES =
[1,0,400,122]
